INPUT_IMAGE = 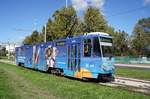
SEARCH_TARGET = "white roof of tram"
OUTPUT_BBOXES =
[86,32,109,36]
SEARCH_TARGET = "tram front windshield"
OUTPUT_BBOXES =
[101,46,113,57]
[93,37,113,57]
[100,37,113,57]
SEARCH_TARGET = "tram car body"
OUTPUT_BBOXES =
[16,32,115,81]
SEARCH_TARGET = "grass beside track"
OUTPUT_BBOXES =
[0,62,150,99]
[116,67,150,80]
[0,68,19,99]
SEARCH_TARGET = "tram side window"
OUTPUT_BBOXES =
[84,39,92,57]
[93,37,101,57]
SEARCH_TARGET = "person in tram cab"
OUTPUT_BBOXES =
[84,44,90,57]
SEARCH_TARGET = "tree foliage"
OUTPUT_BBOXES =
[40,7,83,41]
[84,7,107,32]
[52,7,80,39]
[23,30,41,44]
[41,18,53,41]
[0,47,7,57]
[112,30,129,56]
[24,6,109,44]
[23,6,149,57]
[132,17,150,56]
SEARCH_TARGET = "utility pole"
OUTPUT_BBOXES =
[44,24,47,42]
[8,41,10,60]
[66,0,68,8]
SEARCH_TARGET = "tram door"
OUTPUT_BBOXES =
[68,43,80,73]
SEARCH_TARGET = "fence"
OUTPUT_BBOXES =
[115,56,150,64]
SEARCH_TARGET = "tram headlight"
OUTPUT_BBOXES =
[102,65,113,71]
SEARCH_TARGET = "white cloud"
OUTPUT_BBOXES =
[144,0,150,5]
[71,0,106,11]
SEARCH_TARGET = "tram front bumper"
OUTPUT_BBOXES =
[98,73,115,82]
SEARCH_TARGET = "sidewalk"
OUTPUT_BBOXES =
[0,59,16,65]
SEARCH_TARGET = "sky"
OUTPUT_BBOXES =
[0,0,150,43]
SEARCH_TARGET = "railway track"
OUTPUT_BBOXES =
[99,76,150,95]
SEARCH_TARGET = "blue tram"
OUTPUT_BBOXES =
[16,32,115,81]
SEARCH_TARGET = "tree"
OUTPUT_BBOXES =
[84,7,107,33]
[24,7,82,43]
[22,6,133,57]
[131,17,150,56]
[51,6,80,40]
[41,18,54,41]
[0,47,7,57]
[105,25,115,35]
[113,30,129,56]
[23,30,41,44]
[23,36,31,44]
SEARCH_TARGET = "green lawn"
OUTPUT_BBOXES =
[0,68,19,99]
[0,62,150,99]
[116,67,150,80]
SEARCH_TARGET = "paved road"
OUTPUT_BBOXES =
[0,59,16,65]
[115,63,150,69]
